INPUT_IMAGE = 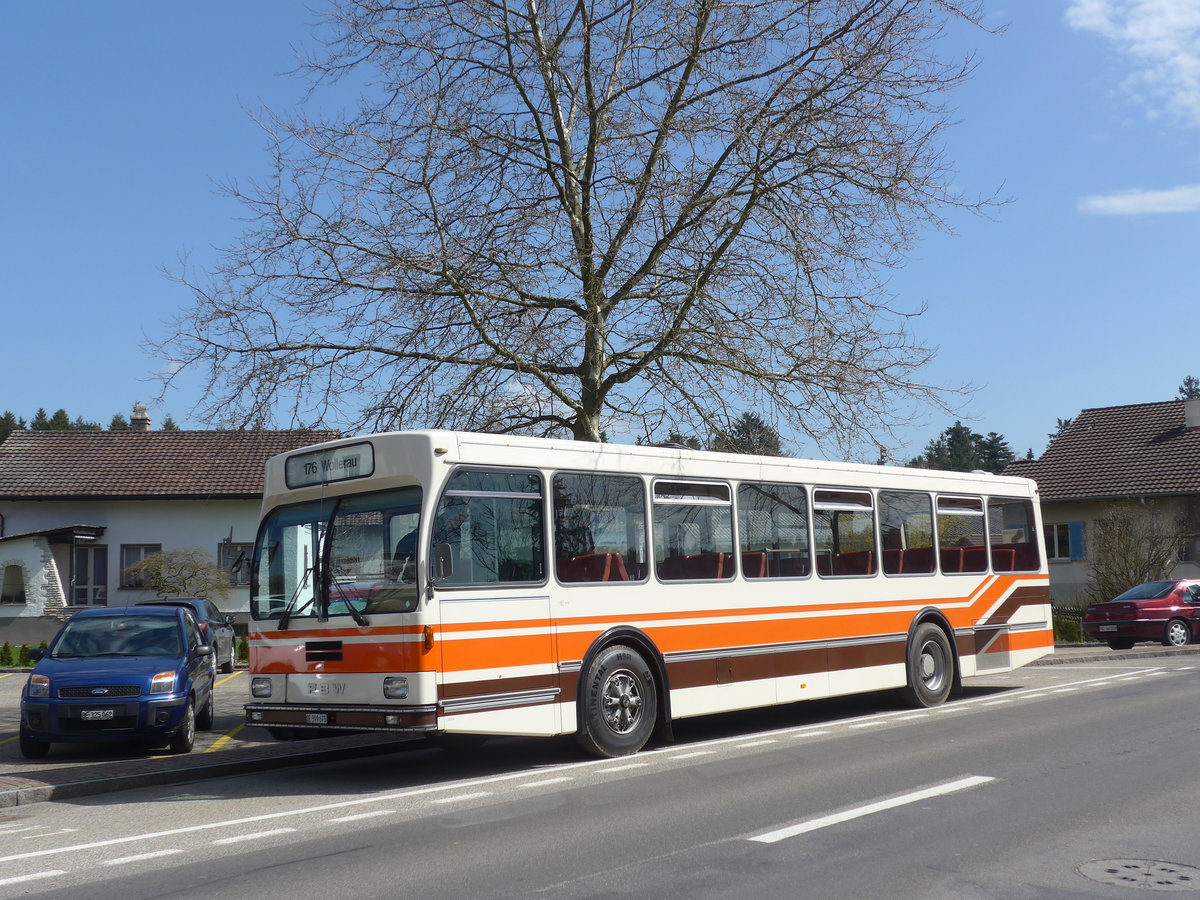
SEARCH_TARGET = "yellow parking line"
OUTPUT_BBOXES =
[215,670,244,688]
[205,724,244,753]
[0,673,16,679]
[0,734,17,746]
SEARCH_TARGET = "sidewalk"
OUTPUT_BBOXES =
[0,729,407,808]
[3,643,1197,809]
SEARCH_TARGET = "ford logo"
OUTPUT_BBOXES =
[90,688,109,696]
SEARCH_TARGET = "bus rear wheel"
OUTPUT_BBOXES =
[577,644,657,758]
[901,622,954,708]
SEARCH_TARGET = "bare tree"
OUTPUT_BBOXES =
[1084,503,1186,606]
[123,549,233,603]
[161,0,988,451]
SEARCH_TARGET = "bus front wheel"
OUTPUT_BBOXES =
[577,644,658,758]
[901,622,954,708]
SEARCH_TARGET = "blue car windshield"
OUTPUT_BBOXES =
[51,618,184,658]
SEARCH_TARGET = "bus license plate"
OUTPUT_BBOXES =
[82,708,115,721]
[306,713,328,725]
[1098,625,1117,633]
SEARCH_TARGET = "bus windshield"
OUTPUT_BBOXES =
[251,487,423,622]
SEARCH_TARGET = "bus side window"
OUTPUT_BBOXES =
[936,496,986,574]
[653,481,735,581]
[553,473,647,583]
[812,489,877,577]
[431,470,545,586]
[987,497,1041,572]
[878,490,934,576]
[737,482,811,578]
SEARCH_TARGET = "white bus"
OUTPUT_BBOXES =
[244,431,1051,757]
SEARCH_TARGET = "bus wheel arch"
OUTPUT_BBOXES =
[576,628,670,757]
[900,612,959,708]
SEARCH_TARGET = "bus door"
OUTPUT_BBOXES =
[429,469,559,736]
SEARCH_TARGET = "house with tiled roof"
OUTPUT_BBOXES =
[1004,398,1200,605]
[0,416,337,644]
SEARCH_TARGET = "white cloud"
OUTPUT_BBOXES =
[1066,0,1200,125]
[1078,183,1200,214]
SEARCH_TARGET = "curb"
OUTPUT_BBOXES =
[0,732,409,809]
[1031,644,1200,665]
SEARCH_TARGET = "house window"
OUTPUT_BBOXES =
[218,542,253,586]
[73,545,109,605]
[1045,523,1085,561]
[1,565,26,605]
[120,544,162,588]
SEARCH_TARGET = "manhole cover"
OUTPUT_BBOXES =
[1077,859,1200,891]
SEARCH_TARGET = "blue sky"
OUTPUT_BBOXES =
[3,1,1198,461]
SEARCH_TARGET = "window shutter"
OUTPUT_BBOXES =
[1068,522,1086,560]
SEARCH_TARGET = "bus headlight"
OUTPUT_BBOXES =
[251,677,273,699]
[383,676,409,699]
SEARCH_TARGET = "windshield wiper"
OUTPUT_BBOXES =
[326,575,369,627]
[278,564,315,630]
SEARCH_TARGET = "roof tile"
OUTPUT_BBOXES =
[1003,400,1200,501]
[0,430,340,499]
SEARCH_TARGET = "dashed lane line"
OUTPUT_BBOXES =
[748,775,996,844]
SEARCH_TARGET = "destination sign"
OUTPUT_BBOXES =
[285,442,375,488]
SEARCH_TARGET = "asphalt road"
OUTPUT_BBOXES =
[2,654,1199,898]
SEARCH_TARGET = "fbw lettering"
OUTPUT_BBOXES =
[307,682,347,695]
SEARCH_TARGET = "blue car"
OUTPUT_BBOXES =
[19,606,215,759]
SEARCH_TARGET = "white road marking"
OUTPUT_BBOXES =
[105,849,183,866]
[431,791,491,805]
[329,810,395,824]
[519,777,574,788]
[0,870,66,887]
[748,775,996,844]
[213,828,296,845]
[736,739,778,748]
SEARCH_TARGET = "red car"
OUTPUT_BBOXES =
[1083,579,1200,650]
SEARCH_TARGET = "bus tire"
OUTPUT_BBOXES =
[577,644,658,758]
[901,622,954,708]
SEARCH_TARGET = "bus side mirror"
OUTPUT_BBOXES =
[434,543,454,580]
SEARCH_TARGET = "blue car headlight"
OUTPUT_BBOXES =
[150,671,177,695]
[27,673,50,698]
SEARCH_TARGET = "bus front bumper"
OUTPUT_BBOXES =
[244,702,439,733]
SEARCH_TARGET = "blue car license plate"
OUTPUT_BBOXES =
[81,708,115,721]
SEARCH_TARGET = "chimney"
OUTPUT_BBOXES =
[131,402,152,432]
[1188,398,1200,431]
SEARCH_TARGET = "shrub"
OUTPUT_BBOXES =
[0,642,12,667]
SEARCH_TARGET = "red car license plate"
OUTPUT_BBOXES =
[1098,625,1117,633]
[81,708,115,721]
